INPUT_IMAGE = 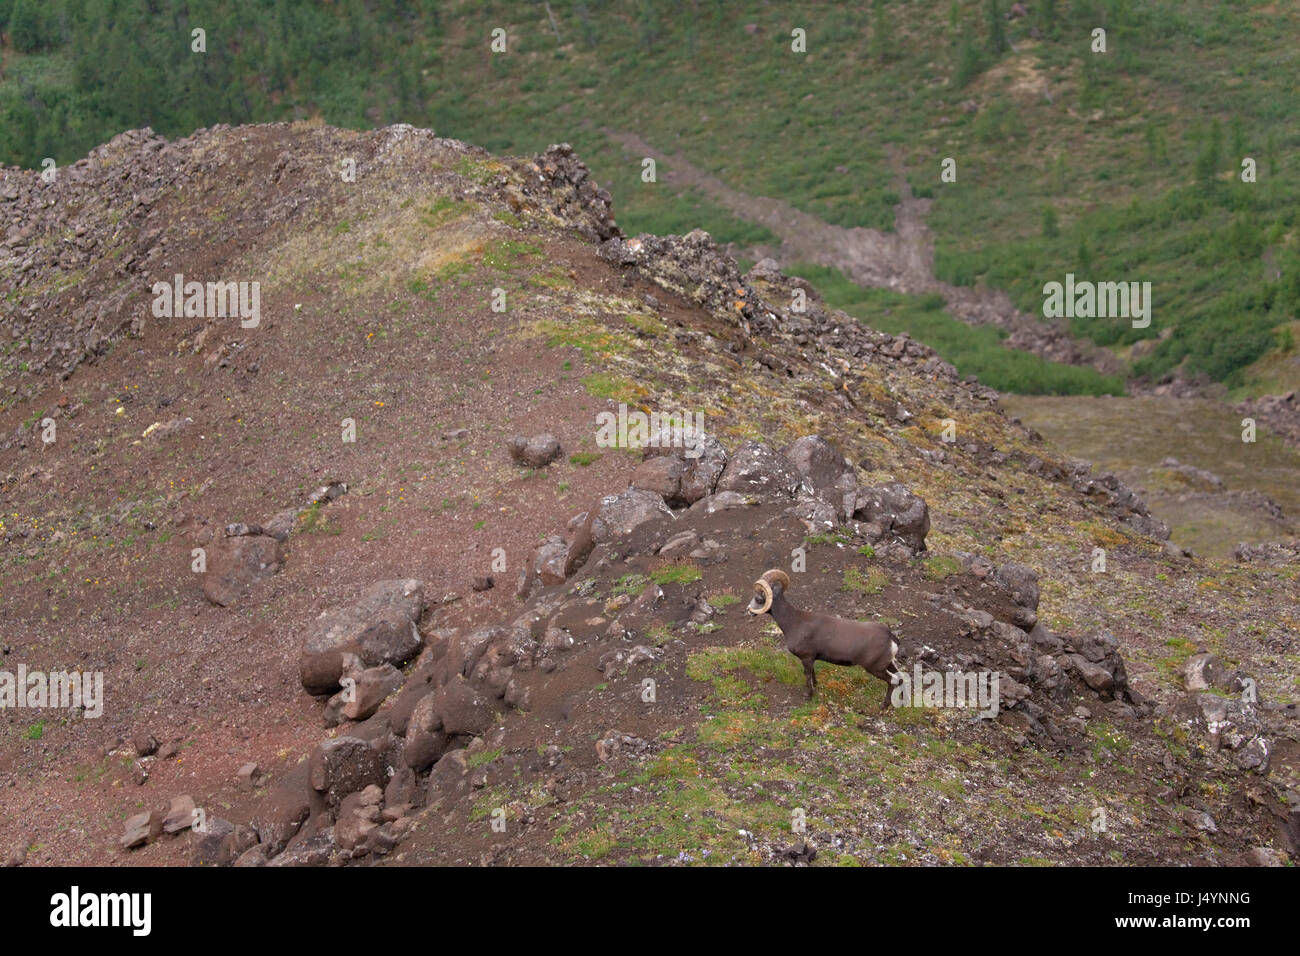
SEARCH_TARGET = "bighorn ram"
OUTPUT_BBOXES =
[747,569,901,706]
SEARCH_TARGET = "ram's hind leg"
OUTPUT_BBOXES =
[801,657,817,699]
[881,637,901,709]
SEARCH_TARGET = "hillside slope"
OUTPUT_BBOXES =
[3,0,1297,398]
[0,124,1296,866]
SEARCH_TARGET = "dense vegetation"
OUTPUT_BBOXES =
[2,0,1296,393]
[786,263,1126,396]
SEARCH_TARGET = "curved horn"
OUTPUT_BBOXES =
[759,569,791,591]
[748,579,773,615]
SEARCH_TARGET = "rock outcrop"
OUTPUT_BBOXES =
[299,580,425,694]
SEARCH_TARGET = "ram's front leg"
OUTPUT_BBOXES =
[881,663,900,709]
[801,657,817,699]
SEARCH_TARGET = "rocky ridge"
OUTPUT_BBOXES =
[2,125,1296,866]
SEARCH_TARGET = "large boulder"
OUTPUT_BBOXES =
[629,456,688,507]
[120,809,164,849]
[339,664,405,722]
[1182,693,1270,773]
[1067,632,1137,704]
[993,562,1040,628]
[520,535,570,592]
[402,691,450,770]
[190,819,261,867]
[266,829,336,867]
[251,773,318,856]
[1065,654,1114,696]
[716,441,801,498]
[994,562,1040,612]
[1233,539,1300,565]
[587,488,674,543]
[426,749,471,805]
[384,765,420,810]
[405,706,450,762]
[299,579,424,694]
[202,533,285,607]
[432,674,494,737]
[406,691,443,736]
[162,794,197,834]
[436,625,501,684]
[308,737,387,807]
[563,513,596,573]
[388,680,435,736]
[403,728,450,771]
[784,497,838,532]
[851,483,930,552]
[639,427,728,505]
[526,143,620,243]
[469,621,537,699]
[1028,622,1064,655]
[1183,653,1229,692]
[334,786,384,853]
[597,229,745,317]
[516,526,596,599]
[190,818,236,866]
[782,435,854,501]
[507,433,562,468]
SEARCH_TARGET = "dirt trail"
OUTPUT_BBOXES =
[605,129,1121,376]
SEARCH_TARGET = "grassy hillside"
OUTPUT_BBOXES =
[1,124,1297,866]
[2,0,1297,392]
[785,262,1128,395]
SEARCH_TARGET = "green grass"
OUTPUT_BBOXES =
[650,561,703,587]
[482,238,542,271]
[922,554,963,581]
[645,624,675,646]
[296,501,339,535]
[1157,636,1199,686]
[842,565,889,596]
[611,573,650,596]
[466,747,503,770]
[420,196,471,228]
[686,645,804,711]
[1087,720,1134,762]
[786,263,1127,396]
[580,373,639,403]
[936,180,1299,389]
[805,530,852,547]
[453,156,501,185]
[3,0,1297,392]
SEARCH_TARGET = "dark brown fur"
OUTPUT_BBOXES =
[750,574,900,706]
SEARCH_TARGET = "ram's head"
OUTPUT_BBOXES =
[747,569,791,615]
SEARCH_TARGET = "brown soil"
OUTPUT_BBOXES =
[0,123,1295,868]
